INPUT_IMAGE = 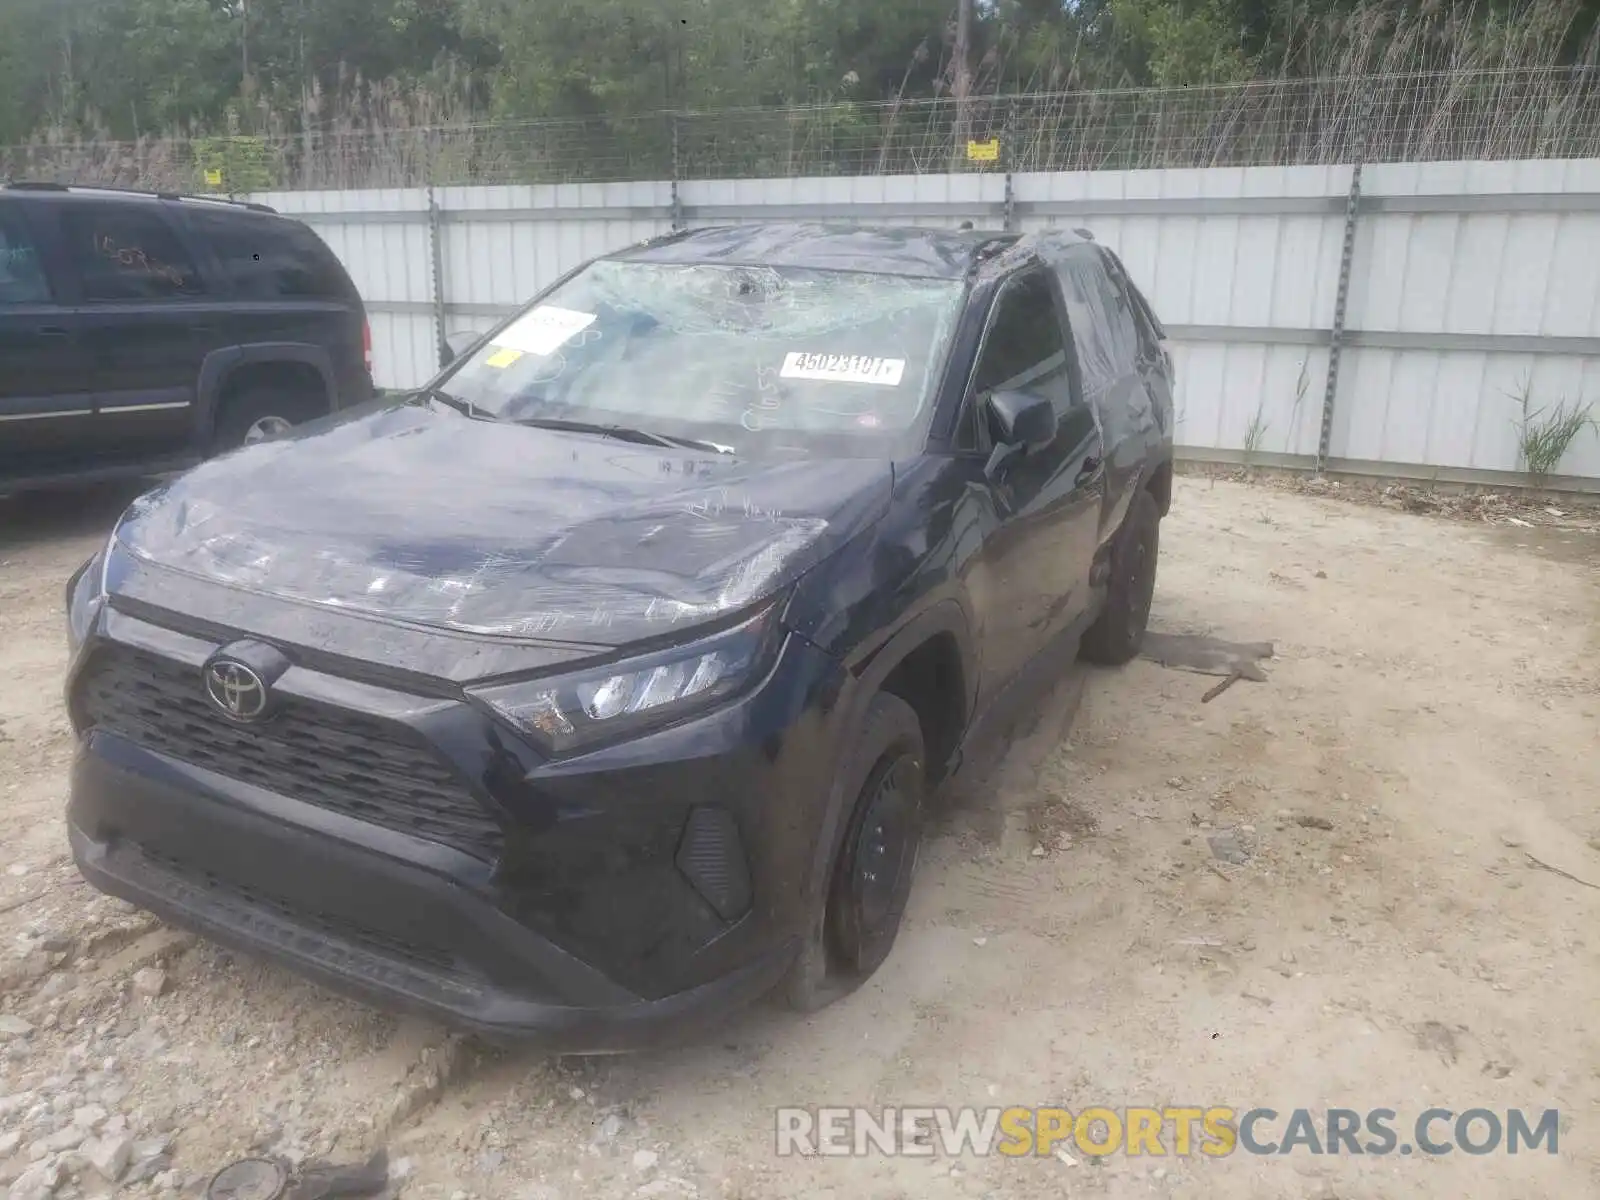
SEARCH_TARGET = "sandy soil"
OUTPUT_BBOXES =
[0,476,1596,1200]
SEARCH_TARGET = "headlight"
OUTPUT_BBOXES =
[65,551,106,653]
[471,604,782,756]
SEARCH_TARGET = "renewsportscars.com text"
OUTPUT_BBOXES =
[774,1106,1560,1158]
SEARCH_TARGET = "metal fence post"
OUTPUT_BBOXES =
[427,184,448,368]
[1002,102,1017,233]
[1316,162,1361,472]
[670,114,685,232]
[1317,94,1376,473]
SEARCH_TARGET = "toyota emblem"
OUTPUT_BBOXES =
[204,659,269,722]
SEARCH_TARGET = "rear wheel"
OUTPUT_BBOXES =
[214,387,326,453]
[1080,489,1160,666]
[784,692,925,1012]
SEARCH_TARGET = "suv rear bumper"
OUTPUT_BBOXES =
[68,733,799,1050]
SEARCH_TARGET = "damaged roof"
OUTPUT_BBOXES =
[614,223,1034,280]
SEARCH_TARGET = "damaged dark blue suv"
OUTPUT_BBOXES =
[63,223,1174,1049]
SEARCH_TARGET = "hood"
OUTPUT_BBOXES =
[109,403,893,648]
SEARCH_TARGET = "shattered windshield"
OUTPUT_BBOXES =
[438,259,963,452]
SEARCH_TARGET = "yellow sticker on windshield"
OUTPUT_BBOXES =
[484,347,523,369]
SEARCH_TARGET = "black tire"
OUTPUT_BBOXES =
[1080,489,1160,666]
[784,692,925,1013]
[213,387,327,453]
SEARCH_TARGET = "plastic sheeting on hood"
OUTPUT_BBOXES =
[108,403,893,646]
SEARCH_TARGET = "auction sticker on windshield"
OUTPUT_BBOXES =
[780,353,906,386]
[492,306,598,356]
[483,347,524,369]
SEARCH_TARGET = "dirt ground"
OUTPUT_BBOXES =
[1,475,1597,1200]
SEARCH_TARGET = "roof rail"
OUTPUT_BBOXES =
[970,234,1022,269]
[635,227,698,249]
[3,181,277,214]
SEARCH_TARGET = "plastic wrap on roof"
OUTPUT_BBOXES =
[620,223,998,279]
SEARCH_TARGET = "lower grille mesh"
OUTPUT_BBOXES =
[142,848,460,974]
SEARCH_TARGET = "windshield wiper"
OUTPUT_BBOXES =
[514,417,734,455]
[417,395,732,454]
[647,431,737,455]
[415,386,485,420]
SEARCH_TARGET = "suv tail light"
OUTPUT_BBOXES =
[362,319,373,376]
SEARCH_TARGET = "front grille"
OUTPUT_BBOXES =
[76,643,504,862]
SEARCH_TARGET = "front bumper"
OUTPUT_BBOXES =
[68,771,793,1049]
[65,606,848,1050]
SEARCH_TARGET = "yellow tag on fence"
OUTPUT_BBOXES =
[966,139,1000,162]
[484,347,523,369]
[203,169,224,187]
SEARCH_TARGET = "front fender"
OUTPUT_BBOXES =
[800,596,976,911]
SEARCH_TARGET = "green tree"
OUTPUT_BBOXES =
[1107,0,1253,86]
[3,0,1599,155]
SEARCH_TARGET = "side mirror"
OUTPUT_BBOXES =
[982,389,1057,478]
[442,330,480,365]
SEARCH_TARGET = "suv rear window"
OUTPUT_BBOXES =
[61,203,205,301]
[186,209,352,300]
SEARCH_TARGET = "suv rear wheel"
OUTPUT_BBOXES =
[1080,489,1160,666]
[784,692,925,1012]
[215,387,326,452]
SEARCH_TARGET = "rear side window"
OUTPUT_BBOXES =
[187,210,352,300]
[0,208,51,304]
[1057,252,1138,398]
[1102,248,1165,351]
[60,204,205,301]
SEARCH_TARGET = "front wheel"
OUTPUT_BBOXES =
[1080,489,1160,666]
[783,692,925,1013]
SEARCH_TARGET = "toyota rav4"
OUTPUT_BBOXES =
[63,223,1175,1050]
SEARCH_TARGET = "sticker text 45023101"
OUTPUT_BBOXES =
[780,353,906,387]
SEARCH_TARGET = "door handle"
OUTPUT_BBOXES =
[35,326,69,338]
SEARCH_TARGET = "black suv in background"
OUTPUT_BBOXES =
[65,224,1173,1050]
[0,183,372,495]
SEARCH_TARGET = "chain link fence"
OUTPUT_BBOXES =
[5,68,1600,193]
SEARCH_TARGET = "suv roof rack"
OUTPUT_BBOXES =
[633,227,699,250]
[969,233,1022,271]
[3,181,277,214]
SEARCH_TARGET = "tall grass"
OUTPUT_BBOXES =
[4,1,1599,190]
[1507,374,1597,486]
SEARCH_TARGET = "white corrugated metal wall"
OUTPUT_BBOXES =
[1343,159,1600,475]
[1012,165,1350,462]
[254,158,1600,488]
